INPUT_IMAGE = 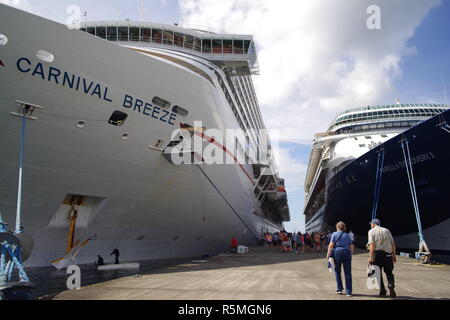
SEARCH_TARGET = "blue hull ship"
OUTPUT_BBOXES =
[304,103,450,253]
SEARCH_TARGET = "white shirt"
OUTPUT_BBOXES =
[368,226,394,253]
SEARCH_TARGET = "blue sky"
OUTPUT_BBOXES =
[2,0,449,233]
[393,1,450,104]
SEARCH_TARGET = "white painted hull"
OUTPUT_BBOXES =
[0,5,282,267]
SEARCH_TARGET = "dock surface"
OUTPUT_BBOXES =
[54,246,450,300]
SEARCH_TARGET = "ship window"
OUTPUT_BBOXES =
[174,32,184,47]
[87,27,96,35]
[130,27,139,41]
[184,34,194,49]
[163,30,174,45]
[96,27,106,39]
[109,111,128,126]
[152,29,162,43]
[107,26,117,41]
[202,39,212,53]
[80,27,86,32]
[118,26,128,41]
[194,37,201,51]
[359,144,366,147]
[365,136,371,139]
[172,105,189,117]
[142,28,151,42]
[152,96,171,109]
[212,39,222,53]
[223,40,232,54]
[393,122,401,127]
[244,40,251,54]
[381,134,388,137]
[233,40,243,54]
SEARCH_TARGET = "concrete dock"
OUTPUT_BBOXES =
[54,246,450,300]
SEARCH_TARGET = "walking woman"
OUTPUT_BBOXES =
[326,221,354,296]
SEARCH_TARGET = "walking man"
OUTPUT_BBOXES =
[368,219,397,298]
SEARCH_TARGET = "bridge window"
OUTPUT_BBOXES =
[244,40,251,54]
[130,27,139,41]
[233,40,243,54]
[152,96,171,109]
[87,27,95,36]
[107,26,117,41]
[163,30,174,45]
[142,28,151,42]
[118,26,128,41]
[194,37,202,51]
[212,39,222,53]
[202,39,212,53]
[174,32,184,47]
[223,40,232,54]
[152,29,162,43]
[96,26,106,39]
[184,34,194,49]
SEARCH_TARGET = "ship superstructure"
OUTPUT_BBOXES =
[0,4,289,267]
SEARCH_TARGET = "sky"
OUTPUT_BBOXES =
[2,0,449,232]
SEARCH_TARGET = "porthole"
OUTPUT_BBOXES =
[109,110,128,126]
[76,120,86,129]
[36,50,54,62]
[0,34,7,46]
[121,132,130,140]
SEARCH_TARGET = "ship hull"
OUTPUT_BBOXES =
[0,5,281,267]
[306,109,450,253]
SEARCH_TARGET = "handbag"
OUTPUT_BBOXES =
[366,264,381,289]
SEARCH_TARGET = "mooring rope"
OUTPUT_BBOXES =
[371,148,385,220]
[400,138,425,243]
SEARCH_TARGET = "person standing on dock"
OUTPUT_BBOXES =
[327,221,354,297]
[110,248,120,264]
[368,219,397,298]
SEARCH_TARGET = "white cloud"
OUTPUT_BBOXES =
[0,0,32,12]
[179,0,441,144]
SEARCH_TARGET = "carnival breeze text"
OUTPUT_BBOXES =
[15,57,178,126]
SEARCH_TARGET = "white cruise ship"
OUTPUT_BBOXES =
[0,4,289,267]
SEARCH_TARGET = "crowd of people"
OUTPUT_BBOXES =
[262,230,355,254]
